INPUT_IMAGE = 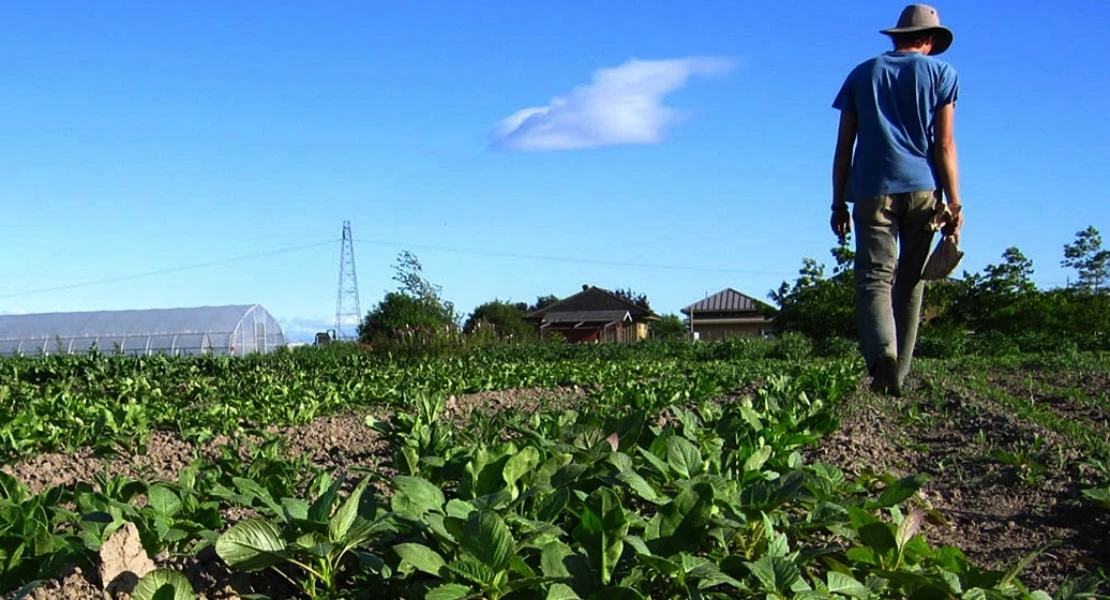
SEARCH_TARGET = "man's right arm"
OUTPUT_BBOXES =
[933,101,962,232]
[933,102,960,206]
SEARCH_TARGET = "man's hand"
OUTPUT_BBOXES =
[831,207,851,241]
[942,203,963,237]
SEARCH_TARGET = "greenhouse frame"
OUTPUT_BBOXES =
[0,304,287,358]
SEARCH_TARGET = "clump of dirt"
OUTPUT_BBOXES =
[8,567,103,600]
[99,522,155,596]
[813,369,1110,593]
[443,386,589,424]
[268,412,392,471]
[2,431,198,494]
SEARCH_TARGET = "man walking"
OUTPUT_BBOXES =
[830,4,963,396]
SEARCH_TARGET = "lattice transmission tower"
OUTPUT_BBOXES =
[334,220,363,341]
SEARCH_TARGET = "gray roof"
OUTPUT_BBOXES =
[0,304,286,357]
[682,288,768,314]
[541,310,631,325]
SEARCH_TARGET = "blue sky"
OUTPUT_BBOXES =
[1,0,1107,342]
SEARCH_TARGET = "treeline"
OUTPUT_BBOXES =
[354,251,688,355]
[769,226,1110,356]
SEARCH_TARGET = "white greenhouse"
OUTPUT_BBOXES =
[0,304,287,357]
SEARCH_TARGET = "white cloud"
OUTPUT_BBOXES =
[0,307,28,316]
[278,316,340,344]
[492,56,734,151]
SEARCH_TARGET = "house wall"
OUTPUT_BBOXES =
[542,321,650,344]
[691,322,772,341]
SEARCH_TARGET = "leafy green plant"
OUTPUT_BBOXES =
[216,473,394,598]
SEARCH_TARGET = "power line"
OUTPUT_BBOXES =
[0,235,802,303]
[353,238,797,277]
[0,239,338,300]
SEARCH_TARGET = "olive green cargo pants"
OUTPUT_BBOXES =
[852,190,940,385]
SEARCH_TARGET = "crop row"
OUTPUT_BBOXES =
[1,348,1085,598]
[0,345,841,461]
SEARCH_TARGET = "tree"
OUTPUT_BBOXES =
[651,314,688,340]
[768,238,856,340]
[938,247,1039,333]
[391,250,455,315]
[528,295,560,313]
[359,251,456,343]
[1062,226,1110,293]
[613,289,651,311]
[464,300,534,340]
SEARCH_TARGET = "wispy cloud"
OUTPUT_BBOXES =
[0,307,28,316]
[492,56,734,152]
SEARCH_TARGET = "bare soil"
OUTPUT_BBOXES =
[811,364,1110,592]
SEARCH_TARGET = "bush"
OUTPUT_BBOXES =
[915,328,967,359]
[709,336,770,361]
[767,331,814,361]
[963,331,1021,357]
[1010,331,1079,355]
[813,336,858,358]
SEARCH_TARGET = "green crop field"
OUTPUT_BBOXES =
[1,342,1107,599]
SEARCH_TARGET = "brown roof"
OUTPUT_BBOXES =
[526,286,657,322]
[681,288,770,315]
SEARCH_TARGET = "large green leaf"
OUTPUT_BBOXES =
[147,485,181,518]
[426,583,473,600]
[746,555,800,593]
[537,487,570,523]
[281,498,310,522]
[572,487,628,586]
[460,509,515,571]
[308,473,345,523]
[541,540,575,579]
[546,583,582,600]
[665,437,703,479]
[874,474,929,508]
[215,518,287,571]
[329,476,371,543]
[395,543,447,577]
[859,522,897,557]
[541,540,594,598]
[615,471,660,504]
[392,476,446,519]
[636,447,672,480]
[447,556,498,587]
[504,447,541,489]
[645,482,714,556]
[133,569,195,600]
[826,572,869,599]
[743,446,772,473]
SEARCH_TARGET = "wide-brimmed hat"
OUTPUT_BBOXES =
[881,4,954,56]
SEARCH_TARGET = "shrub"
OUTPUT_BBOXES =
[915,328,967,359]
[767,331,814,361]
[813,336,858,358]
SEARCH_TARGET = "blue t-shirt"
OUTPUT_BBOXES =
[832,51,959,199]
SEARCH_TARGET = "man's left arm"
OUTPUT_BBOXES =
[831,110,857,238]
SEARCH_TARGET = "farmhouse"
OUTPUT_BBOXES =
[682,288,775,341]
[525,285,658,343]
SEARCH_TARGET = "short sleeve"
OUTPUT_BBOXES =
[832,76,856,113]
[936,64,959,107]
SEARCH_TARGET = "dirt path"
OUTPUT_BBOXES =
[811,365,1110,592]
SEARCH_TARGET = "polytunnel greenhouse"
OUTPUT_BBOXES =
[0,304,287,357]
